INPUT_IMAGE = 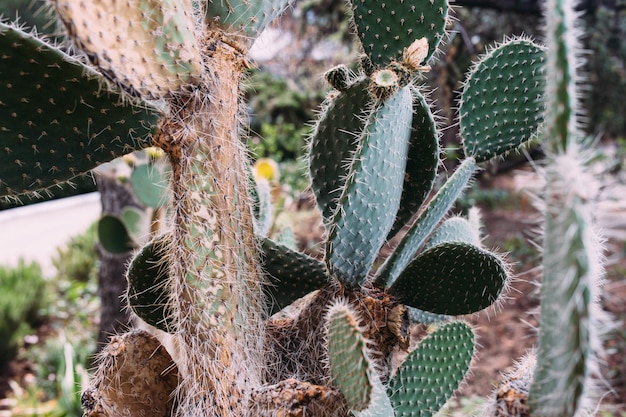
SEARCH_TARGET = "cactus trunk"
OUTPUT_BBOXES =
[159,38,263,416]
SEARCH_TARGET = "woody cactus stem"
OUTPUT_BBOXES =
[158,41,263,415]
[528,0,606,414]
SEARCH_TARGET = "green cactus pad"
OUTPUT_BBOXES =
[130,163,170,208]
[389,87,439,238]
[424,216,480,250]
[376,157,476,288]
[388,242,508,315]
[0,23,161,199]
[98,214,135,254]
[327,302,374,412]
[351,0,448,68]
[460,39,546,162]
[388,321,475,417]
[275,226,297,250]
[205,0,293,44]
[54,0,204,99]
[120,206,150,245]
[309,79,370,221]
[326,86,413,287]
[407,308,450,325]
[260,238,330,315]
[127,234,174,332]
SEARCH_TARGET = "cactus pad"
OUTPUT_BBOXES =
[376,157,476,287]
[126,235,173,332]
[350,0,448,68]
[424,216,481,250]
[0,23,161,199]
[205,0,293,44]
[260,238,330,315]
[389,87,439,238]
[97,214,135,254]
[54,0,204,99]
[309,79,370,221]
[388,242,508,315]
[460,39,546,162]
[327,302,374,412]
[327,86,413,287]
[388,321,474,417]
[130,163,170,208]
[120,206,150,244]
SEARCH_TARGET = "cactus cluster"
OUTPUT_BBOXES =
[0,0,607,415]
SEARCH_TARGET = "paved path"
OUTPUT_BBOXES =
[0,193,102,277]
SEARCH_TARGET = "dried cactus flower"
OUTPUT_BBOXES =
[403,37,431,71]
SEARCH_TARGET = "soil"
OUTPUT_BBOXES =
[1,169,625,414]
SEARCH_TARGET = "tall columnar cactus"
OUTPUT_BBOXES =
[526,0,608,414]
[1,0,559,416]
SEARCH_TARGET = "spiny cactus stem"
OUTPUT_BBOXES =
[543,0,579,153]
[157,37,263,416]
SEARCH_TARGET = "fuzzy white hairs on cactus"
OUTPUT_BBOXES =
[530,143,609,415]
[527,0,611,411]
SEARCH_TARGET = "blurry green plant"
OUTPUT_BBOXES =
[249,122,310,161]
[0,260,48,366]
[456,185,511,212]
[502,234,540,265]
[52,222,98,283]
[25,337,90,417]
[246,70,323,161]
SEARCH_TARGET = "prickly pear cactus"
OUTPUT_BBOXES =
[261,17,546,417]
[0,0,560,415]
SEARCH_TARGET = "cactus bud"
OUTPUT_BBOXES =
[325,64,353,92]
[369,69,399,101]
